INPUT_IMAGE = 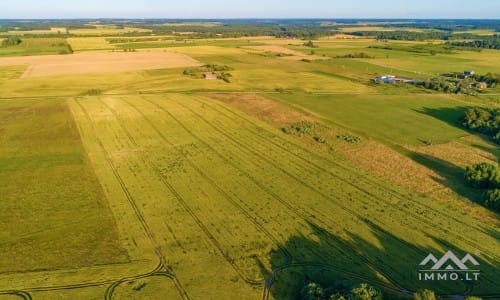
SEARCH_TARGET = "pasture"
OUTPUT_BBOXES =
[0,21,498,300]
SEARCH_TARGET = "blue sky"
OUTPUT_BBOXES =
[1,0,499,19]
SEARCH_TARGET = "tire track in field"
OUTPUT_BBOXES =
[195,96,499,259]
[141,97,413,292]
[99,98,287,285]
[74,99,190,300]
[168,97,490,293]
[163,99,473,298]
[0,291,32,300]
[186,97,498,294]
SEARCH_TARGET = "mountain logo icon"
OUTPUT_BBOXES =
[419,250,480,270]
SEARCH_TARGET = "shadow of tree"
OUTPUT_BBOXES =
[264,221,499,300]
[414,106,499,159]
[406,151,483,204]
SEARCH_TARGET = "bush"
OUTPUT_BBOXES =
[349,283,382,300]
[483,189,500,212]
[314,136,327,144]
[300,282,325,300]
[304,40,318,48]
[464,162,500,189]
[1,36,21,47]
[413,289,436,300]
[337,135,362,144]
[290,121,315,134]
[82,89,102,96]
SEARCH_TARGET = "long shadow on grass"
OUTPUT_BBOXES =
[406,151,483,204]
[414,106,499,159]
[262,221,499,300]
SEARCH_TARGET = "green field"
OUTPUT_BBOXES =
[0,19,498,300]
[0,98,128,272]
[0,38,73,56]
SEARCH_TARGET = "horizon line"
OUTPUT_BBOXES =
[1,17,499,20]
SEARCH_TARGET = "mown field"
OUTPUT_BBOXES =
[0,23,498,300]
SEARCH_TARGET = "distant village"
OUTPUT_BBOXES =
[375,70,497,94]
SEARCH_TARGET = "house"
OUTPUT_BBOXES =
[203,72,218,80]
[375,75,416,84]
[375,75,396,83]
[464,70,475,77]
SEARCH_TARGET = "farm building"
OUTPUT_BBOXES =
[375,75,416,84]
[464,70,475,77]
[203,72,218,80]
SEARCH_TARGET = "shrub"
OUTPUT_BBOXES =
[337,135,362,143]
[314,136,327,144]
[1,36,21,47]
[464,162,500,189]
[483,189,500,212]
[349,283,382,300]
[290,121,315,134]
[300,282,325,300]
[82,89,102,96]
[413,289,436,300]
[304,40,318,48]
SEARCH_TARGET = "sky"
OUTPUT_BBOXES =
[0,0,499,19]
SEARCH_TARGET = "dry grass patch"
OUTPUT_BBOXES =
[0,51,201,78]
[243,45,329,61]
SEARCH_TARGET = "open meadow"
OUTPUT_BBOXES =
[0,19,498,300]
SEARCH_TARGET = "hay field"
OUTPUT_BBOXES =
[243,45,329,60]
[0,51,202,78]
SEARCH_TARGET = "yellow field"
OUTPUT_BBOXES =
[0,51,202,78]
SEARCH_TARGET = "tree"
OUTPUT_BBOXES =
[413,289,436,300]
[464,162,500,189]
[483,189,500,212]
[301,282,325,300]
[349,283,382,300]
[1,36,21,47]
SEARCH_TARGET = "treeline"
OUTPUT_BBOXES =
[137,23,337,39]
[0,20,91,32]
[300,282,382,300]
[446,36,500,49]
[1,36,21,47]
[300,282,483,300]
[465,162,500,212]
[349,30,452,41]
[461,107,500,143]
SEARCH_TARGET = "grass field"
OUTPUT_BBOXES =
[0,25,498,300]
[0,38,73,57]
[0,98,128,272]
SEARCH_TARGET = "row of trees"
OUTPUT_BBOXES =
[300,283,483,300]
[300,282,382,300]
[446,36,500,50]
[1,36,21,47]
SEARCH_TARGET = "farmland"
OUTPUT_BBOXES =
[0,19,498,300]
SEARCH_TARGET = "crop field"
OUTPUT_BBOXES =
[0,98,128,273]
[0,19,498,300]
[0,38,73,57]
[0,51,202,78]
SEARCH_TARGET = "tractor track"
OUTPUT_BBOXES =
[143,97,416,293]
[103,97,292,285]
[196,96,499,259]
